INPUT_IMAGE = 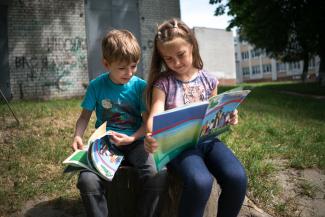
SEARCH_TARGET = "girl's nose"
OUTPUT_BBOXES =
[174,58,181,66]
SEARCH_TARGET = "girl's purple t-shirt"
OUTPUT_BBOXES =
[154,70,218,110]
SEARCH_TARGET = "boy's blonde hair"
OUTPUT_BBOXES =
[102,29,141,64]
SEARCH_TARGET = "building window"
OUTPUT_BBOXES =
[309,58,315,68]
[242,67,250,76]
[252,65,261,75]
[288,62,301,70]
[262,64,272,73]
[250,48,260,58]
[241,51,249,60]
[276,62,286,72]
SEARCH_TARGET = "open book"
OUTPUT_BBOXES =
[63,122,124,181]
[152,89,251,171]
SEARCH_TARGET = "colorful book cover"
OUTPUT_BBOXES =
[152,89,251,171]
[90,135,124,181]
[63,122,124,181]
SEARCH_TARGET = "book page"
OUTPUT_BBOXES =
[152,101,209,171]
[199,90,251,140]
[87,121,108,146]
[90,134,124,181]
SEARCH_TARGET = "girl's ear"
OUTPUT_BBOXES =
[102,59,110,70]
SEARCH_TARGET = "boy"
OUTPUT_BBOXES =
[71,29,166,217]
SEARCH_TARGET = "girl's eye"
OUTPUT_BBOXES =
[165,57,172,62]
[119,68,125,70]
[178,52,185,58]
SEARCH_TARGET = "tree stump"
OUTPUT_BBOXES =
[105,166,220,217]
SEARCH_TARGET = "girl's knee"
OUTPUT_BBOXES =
[221,165,247,191]
[185,172,214,194]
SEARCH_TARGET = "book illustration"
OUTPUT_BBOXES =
[63,122,124,181]
[199,90,250,139]
[152,89,251,171]
[90,135,123,180]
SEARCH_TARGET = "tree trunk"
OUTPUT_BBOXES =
[105,166,220,217]
[301,53,309,82]
[318,52,325,86]
[318,18,325,86]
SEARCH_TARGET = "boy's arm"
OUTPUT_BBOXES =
[108,112,147,146]
[71,109,92,150]
[145,87,166,153]
[128,112,148,142]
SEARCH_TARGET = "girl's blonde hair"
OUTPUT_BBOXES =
[146,18,203,109]
[102,29,141,64]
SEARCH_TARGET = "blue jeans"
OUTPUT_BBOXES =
[168,138,247,217]
[77,140,167,217]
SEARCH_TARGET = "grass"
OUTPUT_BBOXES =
[1,81,325,216]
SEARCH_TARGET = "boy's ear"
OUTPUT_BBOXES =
[102,59,110,69]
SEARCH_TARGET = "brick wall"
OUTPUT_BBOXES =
[8,0,88,100]
[6,0,180,100]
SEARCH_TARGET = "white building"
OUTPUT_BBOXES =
[194,27,236,85]
[234,37,320,83]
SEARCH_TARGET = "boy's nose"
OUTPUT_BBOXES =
[127,68,134,75]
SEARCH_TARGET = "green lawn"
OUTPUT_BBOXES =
[1,81,324,216]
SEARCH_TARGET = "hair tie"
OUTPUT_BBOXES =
[173,20,178,28]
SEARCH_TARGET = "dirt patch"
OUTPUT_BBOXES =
[273,167,325,217]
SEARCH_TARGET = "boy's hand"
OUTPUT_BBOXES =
[72,136,84,151]
[144,134,158,153]
[228,109,238,125]
[109,131,134,146]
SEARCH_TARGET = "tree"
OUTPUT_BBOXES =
[210,0,325,84]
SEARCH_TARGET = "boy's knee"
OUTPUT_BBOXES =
[77,171,104,194]
[142,168,169,190]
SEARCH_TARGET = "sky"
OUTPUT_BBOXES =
[180,0,236,35]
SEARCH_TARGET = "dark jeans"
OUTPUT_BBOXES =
[168,138,247,217]
[77,140,167,217]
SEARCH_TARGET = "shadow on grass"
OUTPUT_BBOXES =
[12,197,86,217]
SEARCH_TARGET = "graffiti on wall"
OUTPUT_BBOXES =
[15,36,87,98]
[10,0,87,99]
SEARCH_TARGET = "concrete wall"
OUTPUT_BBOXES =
[138,0,180,79]
[194,27,236,85]
[7,0,89,100]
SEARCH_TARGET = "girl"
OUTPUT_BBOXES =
[145,18,247,217]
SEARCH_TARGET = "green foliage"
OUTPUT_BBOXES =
[210,0,325,82]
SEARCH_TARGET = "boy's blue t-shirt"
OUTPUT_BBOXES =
[82,72,147,136]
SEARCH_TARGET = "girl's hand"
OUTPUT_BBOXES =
[228,109,239,125]
[72,136,84,151]
[144,134,159,153]
[109,131,134,146]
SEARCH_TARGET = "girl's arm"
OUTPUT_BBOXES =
[145,87,166,153]
[210,86,218,97]
[146,87,166,133]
